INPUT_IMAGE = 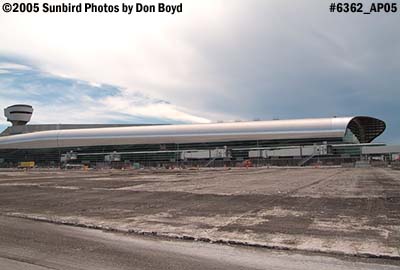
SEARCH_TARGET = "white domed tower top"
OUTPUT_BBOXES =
[4,104,33,126]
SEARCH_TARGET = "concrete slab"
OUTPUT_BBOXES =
[0,167,399,258]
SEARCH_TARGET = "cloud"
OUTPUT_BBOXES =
[0,62,31,70]
[100,95,211,123]
[0,1,240,119]
[0,60,210,125]
[0,0,399,142]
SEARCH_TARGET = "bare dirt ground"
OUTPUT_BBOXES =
[0,167,399,258]
[1,216,399,270]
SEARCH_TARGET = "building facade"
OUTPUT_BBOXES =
[0,105,387,167]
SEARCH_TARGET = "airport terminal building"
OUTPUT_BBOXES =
[0,104,390,167]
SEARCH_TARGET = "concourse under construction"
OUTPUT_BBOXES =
[0,104,394,168]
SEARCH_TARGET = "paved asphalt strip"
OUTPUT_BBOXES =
[0,216,399,270]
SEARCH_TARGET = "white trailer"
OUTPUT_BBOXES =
[181,148,229,160]
[249,145,328,158]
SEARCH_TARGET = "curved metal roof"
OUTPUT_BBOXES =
[0,116,385,149]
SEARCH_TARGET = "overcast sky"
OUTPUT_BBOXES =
[0,0,399,143]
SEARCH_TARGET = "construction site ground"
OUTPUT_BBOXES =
[0,167,399,260]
